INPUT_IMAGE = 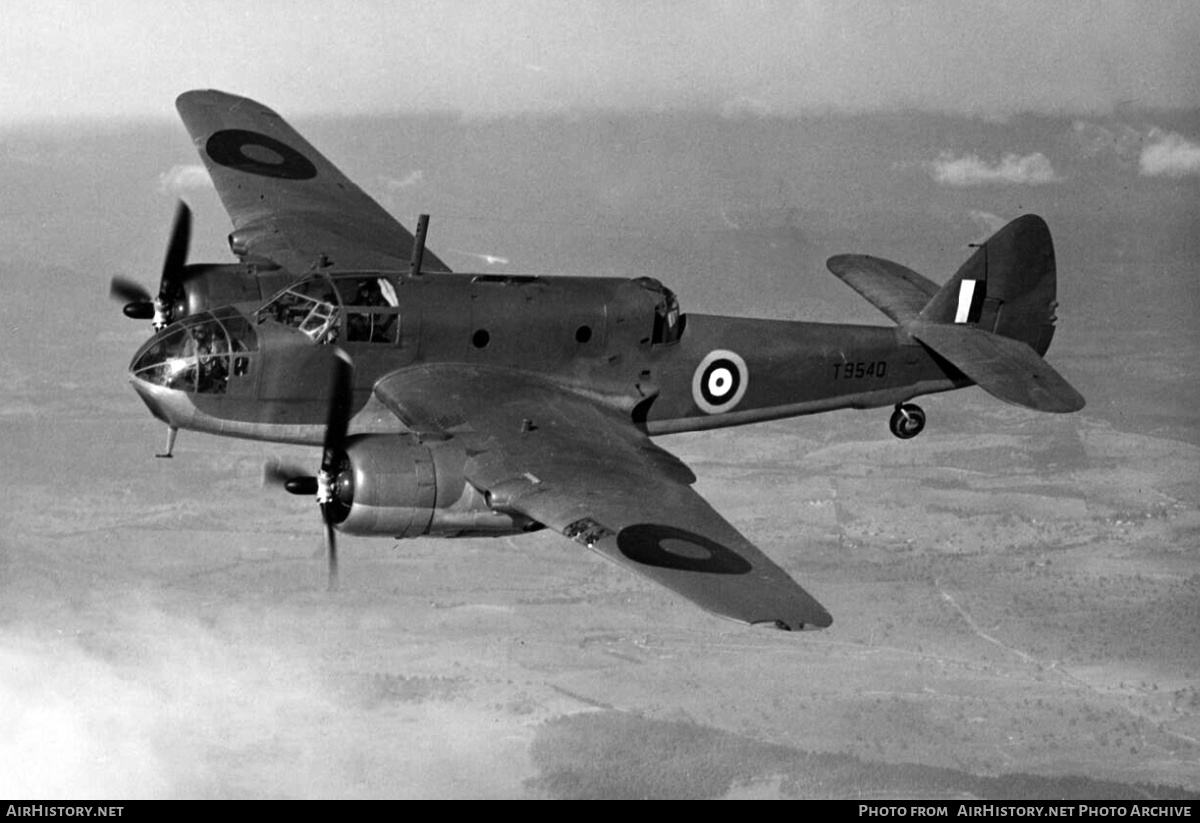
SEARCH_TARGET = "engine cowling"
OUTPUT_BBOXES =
[173,264,294,321]
[325,434,542,538]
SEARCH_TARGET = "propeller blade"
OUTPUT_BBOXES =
[159,201,192,297]
[264,350,355,593]
[112,203,192,326]
[110,276,152,306]
[321,503,339,592]
[319,350,353,593]
[320,349,355,476]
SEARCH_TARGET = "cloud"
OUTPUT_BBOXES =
[1070,120,1143,161]
[381,170,425,190]
[929,152,1060,186]
[720,96,773,120]
[1067,122,1200,178]
[0,604,330,798]
[0,636,166,797]
[1139,129,1200,177]
[158,164,212,194]
[967,209,1008,236]
[450,250,510,266]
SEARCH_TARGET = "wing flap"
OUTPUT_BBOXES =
[374,366,831,630]
[911,323,1085,413]
[827,254,940,325]
[176,89,450,273]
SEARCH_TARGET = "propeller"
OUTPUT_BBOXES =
[263,349,355,591]
[110,201,192,328]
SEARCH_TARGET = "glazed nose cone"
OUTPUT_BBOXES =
[128,372,195,428]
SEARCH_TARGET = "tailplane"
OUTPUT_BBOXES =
[907,322,1084,413]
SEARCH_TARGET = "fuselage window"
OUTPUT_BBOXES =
[257,277,340,344]
[652,288,683,346]
[343,277,400,343]
[220,314,255,378]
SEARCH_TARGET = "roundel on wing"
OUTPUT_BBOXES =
[616,523,752,575]
[691,349,749,414]
[204,129,318,180]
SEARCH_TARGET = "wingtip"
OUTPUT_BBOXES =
[752,613,833,632]
[825,253,860,277]
[1045,387,1087,414]
[175,88,224,109]
[176,89,282,119]
[751,601,833,632]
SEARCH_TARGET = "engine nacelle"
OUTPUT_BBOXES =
[327,434,542,539]
[171,264,294,322]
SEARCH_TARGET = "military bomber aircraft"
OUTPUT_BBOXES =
[113,90,1085,631]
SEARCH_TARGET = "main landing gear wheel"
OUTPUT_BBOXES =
[889,403,926,440]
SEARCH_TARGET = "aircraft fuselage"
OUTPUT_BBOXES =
[129,268,967,446]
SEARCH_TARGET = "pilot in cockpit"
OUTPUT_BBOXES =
[182,323,229,394]
[354,279,384,306]
[346,278,394,343]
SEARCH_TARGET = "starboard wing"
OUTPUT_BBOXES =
[175,89,450,274]
[374,365,832,630]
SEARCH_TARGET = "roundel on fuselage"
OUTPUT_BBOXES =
[691,349,749,414]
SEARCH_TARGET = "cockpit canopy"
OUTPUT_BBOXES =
[255,272,400,345]
[130,307,258,394]
[633,277,684,346]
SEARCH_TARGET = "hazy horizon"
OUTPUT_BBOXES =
[5,1,1199,127]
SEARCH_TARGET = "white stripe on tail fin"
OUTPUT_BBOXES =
[954,279,978,323]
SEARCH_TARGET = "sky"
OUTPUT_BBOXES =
[3,0,1199,126]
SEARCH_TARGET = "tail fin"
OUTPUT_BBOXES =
[910,215,1083,413]
[918,214,1058,355]
[826,214,1083,413]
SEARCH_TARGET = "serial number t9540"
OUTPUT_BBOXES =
[832,361,887,380]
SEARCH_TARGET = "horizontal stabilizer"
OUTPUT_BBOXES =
[910,323,1085,413]
[827,254,940,325]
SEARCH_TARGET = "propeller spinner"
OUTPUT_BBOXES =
[263,349,355,591]
[110,201,192,329]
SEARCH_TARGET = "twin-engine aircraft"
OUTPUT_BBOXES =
[114,90,1085,631]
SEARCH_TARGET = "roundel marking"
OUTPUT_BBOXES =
[204,129,318,180]
[691,349,749,414]
[616,523,752,575]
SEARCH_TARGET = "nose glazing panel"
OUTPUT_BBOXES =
[130,310,257,394]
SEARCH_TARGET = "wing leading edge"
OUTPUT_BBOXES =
[375,365,832,630]
[175,89,450,274]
